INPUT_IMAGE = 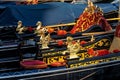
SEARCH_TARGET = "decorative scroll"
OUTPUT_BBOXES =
[42,37,112,65]
[42,51,66,65]
[68,56,120,68]
[80,38,112,51]
[43,56,66,65]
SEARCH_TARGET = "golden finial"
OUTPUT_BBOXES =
[16,21,24,34]
[90,35,95,42]
[41,33,51,49]
[36,21,42,30]
[16,21,22,29]
[88,0,94,7]
[66,36,73,43]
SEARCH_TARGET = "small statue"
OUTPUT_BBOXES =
[40,33,51,49]
[16,21,25,34]
[36,21,42,31]
[66,36,74,50]
[35,21,47,36]
[69,40,80,59]
[16,21,22,31]
[35,21,50,49]
[63,36,80,59]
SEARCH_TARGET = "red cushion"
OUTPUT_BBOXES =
[57,30,67,36]
[50,62,66,67]
[20,60,47,69]
[97,49,110,56]
[88,49,110,56]
[80,40,87,45]
[88,48,95,56]
[57,40,64,46]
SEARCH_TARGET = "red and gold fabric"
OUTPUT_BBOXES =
[70,1,112,34]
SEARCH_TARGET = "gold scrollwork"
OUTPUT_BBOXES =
[69,56,120,68]
[81,38,111,51]
[43,56,66,65]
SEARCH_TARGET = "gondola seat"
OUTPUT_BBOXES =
[20,60,48,69]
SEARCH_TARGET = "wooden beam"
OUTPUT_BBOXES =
[44,17,119,28]
[45,22,75,28]
[106,18,120,21]
[82,29,115,36]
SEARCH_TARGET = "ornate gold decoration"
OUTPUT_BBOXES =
[63,37,81,59]
[40,33,51,49]
[70,0,112,34]
[16,21,27,34]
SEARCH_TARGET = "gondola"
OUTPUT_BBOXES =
[0,29,119,80]
[0,0,120,80]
